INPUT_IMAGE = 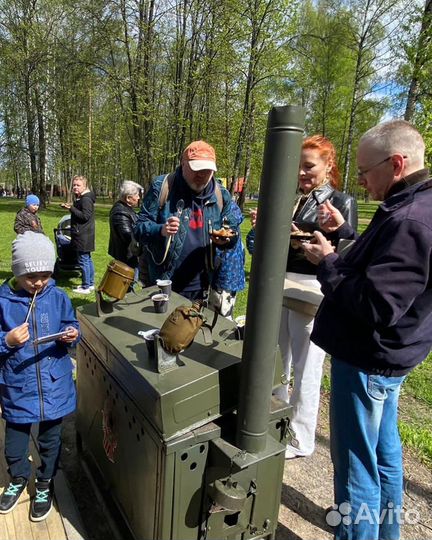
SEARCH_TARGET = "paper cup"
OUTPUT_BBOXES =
[152,293,169,313]
[156,279,172,297]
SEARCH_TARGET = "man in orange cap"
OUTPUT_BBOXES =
[134,140,238,301]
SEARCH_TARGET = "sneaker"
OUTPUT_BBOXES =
[88,285,95,291]
[72,286,92,295]
[284,448,308,460]
[0,477,28,514]
[30,479,53,522]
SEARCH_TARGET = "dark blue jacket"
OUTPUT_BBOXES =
[134,168,238,287]
[0,279,78,423]
[311,171,432,376]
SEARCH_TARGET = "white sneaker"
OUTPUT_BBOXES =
[88,285,95,291]
[72,286,92,295]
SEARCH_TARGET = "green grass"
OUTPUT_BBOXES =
[399,421,432,467]
[0,197,112,310]
[1,197,432,467]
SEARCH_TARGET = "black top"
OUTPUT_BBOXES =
[70,191,96,252]
[287,183,358,275]
[108,200,138,267]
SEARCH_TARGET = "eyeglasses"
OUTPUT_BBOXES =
[357,156,392,179]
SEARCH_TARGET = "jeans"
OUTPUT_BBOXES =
[330,358,406,540]
[77,251,95,288]
[5,419,63,480]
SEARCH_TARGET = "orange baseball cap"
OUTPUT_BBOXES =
[183,140,217,172]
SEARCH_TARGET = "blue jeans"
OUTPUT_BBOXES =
[330,358,406,540]
[77,251,95,288]
[5,419,63,480]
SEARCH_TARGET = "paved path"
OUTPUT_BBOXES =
[276,396,432,540]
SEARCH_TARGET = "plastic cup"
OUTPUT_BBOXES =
[152,293,169,313]
[141,329,159,357]
[156,279,172,297]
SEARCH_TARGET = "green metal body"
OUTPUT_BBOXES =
[76,289,289,539]
[76,105,305,539]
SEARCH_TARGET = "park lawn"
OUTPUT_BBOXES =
[0,197,113,310]
[1,197,432,465]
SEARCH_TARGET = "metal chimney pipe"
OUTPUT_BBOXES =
[236,105,305,453]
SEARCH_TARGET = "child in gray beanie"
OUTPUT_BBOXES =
[0,231,79,522]
[11,230,56,277]
[14,194,44,235]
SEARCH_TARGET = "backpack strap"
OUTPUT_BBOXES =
[158,172,175,209]
[214,182,223,212]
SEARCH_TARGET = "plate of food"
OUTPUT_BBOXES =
[211,228,237,240]
[290,230,315,242]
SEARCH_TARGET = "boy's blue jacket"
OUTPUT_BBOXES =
[0,279,78,423]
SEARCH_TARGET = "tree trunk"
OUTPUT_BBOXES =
[35,86,48,206]
[24,73,38,196]
[405,0,432,121]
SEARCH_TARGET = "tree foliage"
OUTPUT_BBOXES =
[0,0,426,202]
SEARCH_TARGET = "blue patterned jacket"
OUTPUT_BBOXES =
[212,202,245,293]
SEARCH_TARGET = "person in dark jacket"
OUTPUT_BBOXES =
[14,194,44,235]
[108,181,143,268]
[247,135,358,460]
[0,232,79,521]
[302,120,432,540]
[134,141,238,301]
[61,175,96,294]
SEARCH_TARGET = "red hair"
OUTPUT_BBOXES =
[302,135,340,189]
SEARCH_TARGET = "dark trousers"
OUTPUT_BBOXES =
[5,418,63,481]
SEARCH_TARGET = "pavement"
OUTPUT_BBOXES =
[275,395,432,540]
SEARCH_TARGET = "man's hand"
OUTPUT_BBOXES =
[318,200,345,232]
[6,323,30,347]
[61,203,71,209]
[302,231,335,265]
[161,216,180,237]
[58,326,79,344]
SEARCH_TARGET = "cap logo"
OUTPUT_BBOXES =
[24,260,52,273]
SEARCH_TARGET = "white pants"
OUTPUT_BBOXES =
[275,272,326,456]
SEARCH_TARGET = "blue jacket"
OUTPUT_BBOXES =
[134,168,239,286]
[311,171,432,376]
[212,202,245,293]
[0,279,78,423]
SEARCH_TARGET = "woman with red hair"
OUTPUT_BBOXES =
[247,135,357,459]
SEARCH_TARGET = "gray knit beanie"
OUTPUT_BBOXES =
[12,232,56,277]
